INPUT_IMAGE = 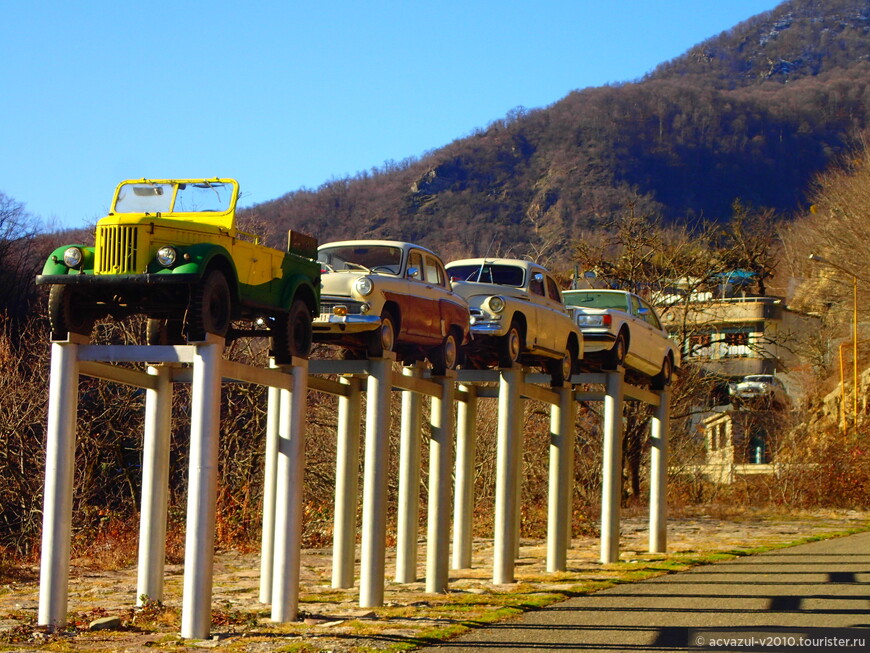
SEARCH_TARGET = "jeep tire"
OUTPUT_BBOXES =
[187,270,232,341]
[48,285,96,341]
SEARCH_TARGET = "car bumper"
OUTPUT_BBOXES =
[579,330,617,352]
[732,391,771,399]
[313,313,381,334]
[470,321,507,337]
[36,273,199,286]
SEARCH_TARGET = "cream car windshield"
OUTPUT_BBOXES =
[114,181,234,214]
[318,245,403,275]
[447,264,525,286]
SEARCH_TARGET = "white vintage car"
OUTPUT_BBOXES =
[313,240,470,373]
[562,289,679,389]
[729,374,790,409]
[445,258,582,385]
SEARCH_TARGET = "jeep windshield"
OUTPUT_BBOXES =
[114,180,235,214]
[447,264,525,287]
[318,245,403,275]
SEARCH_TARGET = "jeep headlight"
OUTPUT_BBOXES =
[156,246,177,267]
[354,276,374,296]
[63,247,83,268]
[488,295,506,313]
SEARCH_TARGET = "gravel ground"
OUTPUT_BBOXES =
[1,510,867,652]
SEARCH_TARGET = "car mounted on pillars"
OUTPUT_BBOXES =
[445,258,583,385]
[313,240,471,375]
[35,178,320,363]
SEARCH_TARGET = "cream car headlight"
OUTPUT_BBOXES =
[156,246,177,267]
[63,247,83,268]
[354,276,374,296]
[487,295,506,313]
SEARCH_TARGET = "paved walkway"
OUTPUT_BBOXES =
[416,531,870,652]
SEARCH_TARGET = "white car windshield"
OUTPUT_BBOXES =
[564,292,630,311]
[447,264,525,286]
[318,245,403,274]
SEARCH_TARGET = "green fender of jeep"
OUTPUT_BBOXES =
[279,267,320,316]
[165,242,241,300]
[40,245,96,276]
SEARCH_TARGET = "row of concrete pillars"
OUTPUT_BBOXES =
[38,336,669,639]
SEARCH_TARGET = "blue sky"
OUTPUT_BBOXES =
[2,0,782,231]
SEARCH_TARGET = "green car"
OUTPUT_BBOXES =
[36,178,320,362]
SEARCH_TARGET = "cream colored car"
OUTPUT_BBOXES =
[445,258,582,384]
[313,240,471,373]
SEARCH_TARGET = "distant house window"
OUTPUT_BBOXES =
[723,328,753,358]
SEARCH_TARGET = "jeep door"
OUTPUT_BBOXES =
[231,238,282,306]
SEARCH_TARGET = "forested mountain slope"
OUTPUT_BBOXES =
[245,0,870,259]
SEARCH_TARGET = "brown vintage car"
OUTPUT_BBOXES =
[313,240,471,374]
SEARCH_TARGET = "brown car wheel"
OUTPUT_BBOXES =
[431,328,460,376]
[367,309,397,358]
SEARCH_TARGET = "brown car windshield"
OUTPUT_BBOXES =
[447,264,525,286]
[318,245,403,275]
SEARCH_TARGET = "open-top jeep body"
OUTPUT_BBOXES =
[36,178,320,361]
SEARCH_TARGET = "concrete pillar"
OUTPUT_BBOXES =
[452,384,477,570]
[546,384,575,572]
[493,367,522,584]
[359,357,392,607]
[38,338,82,628]
[137,365,173,605]
[395,364,423,584]
[600,368,625,564]
[426,375,454,593]
[258,372,281,604]
[649,389,670,554]
[271,359,308,622]
[180,338,223,639]
[332,376,362,589]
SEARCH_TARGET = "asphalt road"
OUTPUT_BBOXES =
[415,531,870,652]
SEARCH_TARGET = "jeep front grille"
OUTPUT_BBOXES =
[96,226,140,274]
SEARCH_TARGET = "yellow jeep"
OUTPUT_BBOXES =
[36,178,319,361]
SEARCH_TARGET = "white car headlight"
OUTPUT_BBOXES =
[63,247,83,268]
[156,246,177,267]
[488,295,506,313]
[354,276,374,296]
